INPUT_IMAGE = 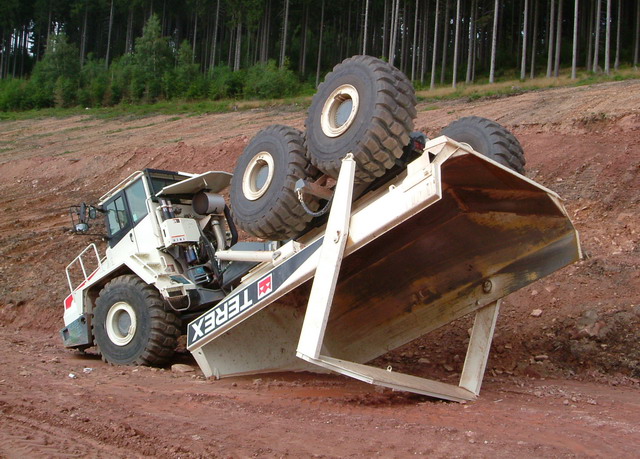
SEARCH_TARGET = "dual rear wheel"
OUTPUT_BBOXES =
[230,56,525,241]
[230,55,418,240]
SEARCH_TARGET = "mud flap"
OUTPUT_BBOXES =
[60,313,91,348]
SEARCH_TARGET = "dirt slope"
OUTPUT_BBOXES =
[0,79,638,457]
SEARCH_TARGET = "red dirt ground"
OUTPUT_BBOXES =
[0,79,639,457]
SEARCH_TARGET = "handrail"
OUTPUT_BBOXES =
[65,243,102,292]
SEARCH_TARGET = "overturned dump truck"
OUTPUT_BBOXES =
[61,56,580,401]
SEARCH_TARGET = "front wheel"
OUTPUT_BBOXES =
[93,275,180,366]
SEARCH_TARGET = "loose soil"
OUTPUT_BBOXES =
[0,80,638,457]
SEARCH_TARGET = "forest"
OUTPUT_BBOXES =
[0,0,639,110]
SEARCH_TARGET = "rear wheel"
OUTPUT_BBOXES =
[230,125,316,240]
[440,116,526,174]
[93,275,180,366]
[305,55,417,183]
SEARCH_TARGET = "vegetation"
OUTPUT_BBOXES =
[0,0,639,112]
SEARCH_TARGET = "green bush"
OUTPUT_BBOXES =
[164,41,202,99]
[244,60,299,99]
[208,65,245,100]
[0,79,29,111]
[53,76,77,108]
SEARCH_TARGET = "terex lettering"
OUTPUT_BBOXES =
[187,237,323,349]
[190,289,253,341]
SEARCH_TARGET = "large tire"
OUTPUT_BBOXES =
[93,275,180,366]
[305,55,417,183]
[441,116,526,174]
[230,125,315,240]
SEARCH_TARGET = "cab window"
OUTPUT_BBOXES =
[105,196,129,235]
[124,179,149,224]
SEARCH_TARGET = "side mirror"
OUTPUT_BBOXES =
[75,222,89,233]
[69,203,101,234]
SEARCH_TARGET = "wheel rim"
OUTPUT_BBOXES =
[242,151,275,201]
[320,84,360,138]
[105,301,137,346]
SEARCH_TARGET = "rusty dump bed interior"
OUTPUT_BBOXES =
[189,138,581,399]
[320,152,579,363]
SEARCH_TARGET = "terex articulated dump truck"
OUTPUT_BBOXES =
[61,56,580,401]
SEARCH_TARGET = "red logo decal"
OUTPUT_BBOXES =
[257,274,273,299]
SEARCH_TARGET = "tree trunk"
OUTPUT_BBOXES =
[80,7,88,66]
[430,0,441,89]
[390,0,401,66]
[471,3,478,80]
[410,0,418,80]
[452,0,461,88]
[604,0,610,74]
[161,0,167,33]
[489,0,499,83]
[441,0,450,84]
[12,30,17,78]
[593,0,601,72]
[554,0,563,77]
[316,0,325,88]
[234,20,242,72]
[260,0,272,63]
[531,0,539,78]
[572,0,579,78]
[521,0,529,80]
[613,0,620,70]
[210,0,220,71]
[587,0,594,70]
[125,7,134,54]
[363,0,370,54]
[0,32,5,79]
[383,0,390,59]
[280,0,289,68]
[300,3,308,73]
[105,0,115,69]
[193,12,198,63]
[228,25,234,67]
[635,0,640,68]
[547,0,556,77]
[46,3,52,46]
[421,0,430,84]
[18,27,24,77]
[466,0,476,83]
[401,1,408,72]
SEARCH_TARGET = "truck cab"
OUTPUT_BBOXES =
[62,168,238,351]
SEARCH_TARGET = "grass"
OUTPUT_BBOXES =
[0,96,310,122]
[414,67,640,103]
[0,67,637,122]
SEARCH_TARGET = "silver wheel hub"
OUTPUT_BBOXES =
[320,84,360,138]
[105,301,137,346]
[242,151,275,201]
